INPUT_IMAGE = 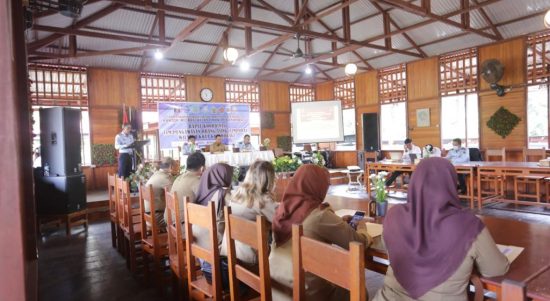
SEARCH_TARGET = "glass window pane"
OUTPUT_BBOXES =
[441,95,466,150]
[142,111,159,125]
[380,102,407,150]
[527,85,549,149]
[465,93,479,148]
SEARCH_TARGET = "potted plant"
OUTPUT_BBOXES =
[312,151,326,167]
[369,171,389,216]
[127,162,157,193]
[272,155,302,177]
[260,138,271,151]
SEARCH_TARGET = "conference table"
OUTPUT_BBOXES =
[180,150,274,167]
[324,194,550,301]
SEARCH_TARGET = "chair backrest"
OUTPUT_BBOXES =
[224,206,271,301]
[116,177,126,226]
[120,178,140,236]
[303,144,312,153]
[469,148,483,161]
[292,224,366,301]
[165,189,185,278]
[108,173,118,220]
[184,199,223,300]
[364,151,378,163]
[139,183,160,245]
[485,148,506,162]
[523,147,546,162]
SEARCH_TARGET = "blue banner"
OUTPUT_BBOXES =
[158,102,250,149]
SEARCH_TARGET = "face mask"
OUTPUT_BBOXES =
[453,146,459,151]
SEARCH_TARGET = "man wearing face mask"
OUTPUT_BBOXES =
[445,138,470,194]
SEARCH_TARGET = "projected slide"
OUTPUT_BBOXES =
[291,100,344,143]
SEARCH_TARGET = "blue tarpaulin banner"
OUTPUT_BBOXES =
[158,102,250,149]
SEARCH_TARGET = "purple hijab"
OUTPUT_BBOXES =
[194,163,233,214]
[383,157,484,299]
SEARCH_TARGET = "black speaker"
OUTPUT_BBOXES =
[35,174,87,214]
[40,107,82,176]
[362,113,379,151]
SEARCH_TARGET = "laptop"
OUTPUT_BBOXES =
[409,153,418,162]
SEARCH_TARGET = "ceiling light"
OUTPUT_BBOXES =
[240,60,250,72]
[223,47,239,64]
[154,49,164,60]
[305,65,312,75]
[545,9,550,28]
[344,63,357,76]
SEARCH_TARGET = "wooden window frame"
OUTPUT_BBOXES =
[28,64,88,107]
[440,48,478,95]
[378,64,407,104]
[225,79,260,112]
[289,84,315,103]
[333,77,355,109]
[527,32,550,84]
[140,72,186,111]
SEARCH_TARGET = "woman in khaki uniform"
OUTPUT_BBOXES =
[269,164,372,301]
[373,157,509,301]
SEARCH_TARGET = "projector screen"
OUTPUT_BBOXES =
[291,100,344,143]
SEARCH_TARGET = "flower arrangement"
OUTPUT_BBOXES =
[232,166,240,184]
[369,171,389,203]
[262,138,271,149]
[272,155,302,173]
[312,151,326,167]
[127,162,157,192]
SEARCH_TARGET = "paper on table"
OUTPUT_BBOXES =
[365,222,383,238]
[496,244,524,263]
[334,209,360,217]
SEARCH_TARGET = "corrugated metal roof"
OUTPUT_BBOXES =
[498,17,546,39]
[262,72,301,82]
[484,0,549,24]
[339,14,384,41]
[164,42,216,63]
[367,53,417,69]
[185,23,226,44]
[144,59,206,75]
[73,36,145,51]
[405,21,464,45]
[387,9,426,28]
[88,8,155,36]
[421,33,492,57]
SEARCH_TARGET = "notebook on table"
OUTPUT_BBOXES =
[496,244,524,263]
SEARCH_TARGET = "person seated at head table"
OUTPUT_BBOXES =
[269,164,373,301]
[210,134,227,153]
[193,163,234,288]
[373,157,509,301]
[220,160,278,268]
[423,144,441,158]
[164,152,206,231]
[237,134,255,152]
[182,135,197,155]
[445,138,470,194]
[144,157,176,230]
[385,138,422,187]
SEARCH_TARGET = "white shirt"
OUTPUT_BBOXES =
[423,146,441,158]
[403,144,422,163]
[115,132,135,154]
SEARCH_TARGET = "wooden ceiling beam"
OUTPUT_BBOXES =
[471,0,503,40]
[31,45,158,59]
[158,0,165,42]
[244,0,252,54]
[139,15,159,71]
[294,0,310,25]
[342,0,351,43]
[461,0,470,29]
[255,0,294,25]
[383,11,391,49]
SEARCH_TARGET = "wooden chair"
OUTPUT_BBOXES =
[224,206,271,301]
[108,173,118,249]
[514,148,546,202]
[364,151,378,164]
[139,183,169,289]
[184,199,226,300]
[480,148,506,198]
[166,190,187,299]
[116,177,128,255]
[501,279,527,301]
[118,178,143,273]
[292,224,366,301]
[546,178,550,203]
[303,144,312,153]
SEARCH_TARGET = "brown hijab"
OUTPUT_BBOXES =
[272,164,330,246]
[383,157,484,299]
[194,163,233,215]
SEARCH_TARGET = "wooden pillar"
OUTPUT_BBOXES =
[0,0,38,300]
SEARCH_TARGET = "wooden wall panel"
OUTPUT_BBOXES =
[407,98,441,148]
[407,57,439,101]
[355,71,379,107]
[355,105,379,151]
[186,75,226,102]
[261,113,291,148]
[478,38,525,90]
[315,80,334,100]
[480,88,526,149]
[331,151,359,168]
[260,81,290,112]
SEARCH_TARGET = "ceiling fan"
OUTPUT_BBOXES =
[285,33,333,61]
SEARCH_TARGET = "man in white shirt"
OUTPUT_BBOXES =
[114,124,135,178]
[445,138,470,194]
[238,134,255,152]
[182,135,197,155]
[423,144,442,158]
[385,138,421,186]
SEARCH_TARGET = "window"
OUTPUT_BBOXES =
[380,102,407,150]
[440,48,478,95]
[225,80,260,112]
[140,73,186,111]
[333,78,355,109]
[290,84,315,102]
[249,112,261,149]
[527,32,550,84]
[440,94,479,149]
[28,64,88,107]
[379,64,407,103]
[527,85,549,149]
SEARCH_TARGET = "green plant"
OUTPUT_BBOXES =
[369,171,388,203]
[127,162,157,192]
[232,166,240,183]
[277,136,292,151]
[272,155,302,173]
[312,151,326,167]
[91,144,116,165]
[486,106,521,139]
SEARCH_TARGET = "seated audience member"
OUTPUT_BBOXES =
[373,158,509,301]
[193,163,234,286]
[210,134,227,153]
[164,152,205,229]
[385,138,421,187]
[445,138,470,194]
[423,144,441,157]
[270,165,372,301]
[144,157,175,229]
[238,134,255,152]
[220,160,278,267]
[182,135,197,155]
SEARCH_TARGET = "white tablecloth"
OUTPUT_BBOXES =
[180,150,275,167]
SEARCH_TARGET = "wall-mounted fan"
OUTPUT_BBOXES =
[285,33,333,61]
[480,59,510,97]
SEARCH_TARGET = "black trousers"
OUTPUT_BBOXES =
[385,171,403,187]
[457,174,467,193]
[118,153,132,178]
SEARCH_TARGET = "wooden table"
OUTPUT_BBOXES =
[476,162,550,209]
[365,161,478,208]
[324,194,550,301]
[527,267,550,301]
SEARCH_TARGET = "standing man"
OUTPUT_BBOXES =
[182,135,197,155]
[446,138,470,194]
[385,138,422,187]
[238,134,255,152]
[210,134,226,153]
[115,123,135,178]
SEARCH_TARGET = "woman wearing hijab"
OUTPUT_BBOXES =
[269,164,372,301]
[373,157,509,301]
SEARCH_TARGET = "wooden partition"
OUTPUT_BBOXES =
[186,75,225,102]
[260,81,291,149]
[355,71,379,150]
